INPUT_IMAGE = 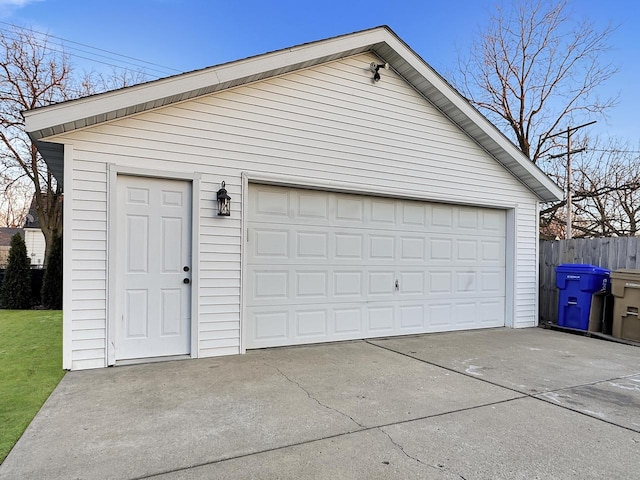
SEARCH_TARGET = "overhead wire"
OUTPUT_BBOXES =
[585,148,640,155]
[0,21,182,79]
[545,148,640,159]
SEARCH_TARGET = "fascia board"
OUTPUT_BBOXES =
[24,28,388,136]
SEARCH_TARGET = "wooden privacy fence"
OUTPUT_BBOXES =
[539,237,640,324]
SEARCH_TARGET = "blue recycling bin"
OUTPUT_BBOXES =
[556,264,610,330]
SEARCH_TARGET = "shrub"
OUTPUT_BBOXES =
[0,233,32,309]
[41,233,63,309]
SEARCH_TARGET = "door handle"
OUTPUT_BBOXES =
[183,278,190,284]
[395,279,399,291]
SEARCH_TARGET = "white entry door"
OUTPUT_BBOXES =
[115,176,192,360]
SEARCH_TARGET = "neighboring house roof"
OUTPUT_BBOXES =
[0,228,24,246]
[21,193,63,230]
[24,26,563,202]
[23,195,40,229]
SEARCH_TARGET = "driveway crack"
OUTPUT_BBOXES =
[273,366,365,428]
[378,427,434,469]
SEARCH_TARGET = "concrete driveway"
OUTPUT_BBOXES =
[1,328,639,479]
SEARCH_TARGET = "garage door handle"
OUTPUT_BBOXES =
[395,280,399,291]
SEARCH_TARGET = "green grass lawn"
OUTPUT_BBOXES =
[0,310,64,464]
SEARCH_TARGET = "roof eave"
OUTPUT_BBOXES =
[24,27,387,139]
[24,25,562,203]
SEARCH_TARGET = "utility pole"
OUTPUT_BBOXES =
[548,121,596,239]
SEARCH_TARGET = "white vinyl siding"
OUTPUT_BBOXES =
[67,159,108,369]
[55,52,541,369]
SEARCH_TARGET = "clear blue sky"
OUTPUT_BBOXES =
[2,0,639,143]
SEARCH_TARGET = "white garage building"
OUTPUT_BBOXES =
[25,27,562,370]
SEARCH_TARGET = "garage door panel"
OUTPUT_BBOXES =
[455,271,477,293]
[427,271,453,294]
[334,270,363,297]
[482,209,506,232]
[456,239,478,261]
[245,185,506,349]
[454,302,480,326]
[428,303,453,327]
[400,305,425,330]
[458,208,480,229]
[369,235,395,259]
[297,191,329,219]
[482,239,505,263]
[401,202,427,226]
[296,231,328,259]
[429,238,453,261]
[368,271,396,297]
[480,299,505,326]
[336,196,364,222]
[252,310,289,343]
[296,271,328,299]
[335,233,364,259]
[252,270,288,300]
[253,188,290,217]
[400,236,426,261]
[253,228,289,258]
[295,309,328,338]
[398,271,424,295]
[480,270,506,294]
[370,199,397,224]
[431,204,455,229]
[332,308,361,335]
[367,306,395,333]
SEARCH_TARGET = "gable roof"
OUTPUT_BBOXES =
[24,26,563,202]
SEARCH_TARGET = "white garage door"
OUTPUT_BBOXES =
[245,185,505,349]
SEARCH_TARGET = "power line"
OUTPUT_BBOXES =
[0,22,182,78]
[544,148,640,159]
[586,148,640,155]
[0,28,172,78]
[0,21,181,72]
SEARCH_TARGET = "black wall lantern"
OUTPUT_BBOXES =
[216,181,231,216]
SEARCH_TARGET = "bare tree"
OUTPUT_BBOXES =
[0,26,147,260]
[0,27,75,260]
[572,143,640,237]
[456,0,617,163]
[538,139,640,238]
[0,171,32,227]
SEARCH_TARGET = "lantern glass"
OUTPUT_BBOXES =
[217,182,231,216]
